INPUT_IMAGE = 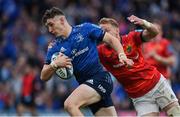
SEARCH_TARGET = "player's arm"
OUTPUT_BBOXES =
[86,23,133,65]
[153,54,176,66]
[127,15,159,41]
[102,32,134,66]
[40,54,72,81]
[149,46,177,66]
[40,64,56,81]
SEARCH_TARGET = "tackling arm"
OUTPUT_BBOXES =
[102,32,134,66]
[103,33,125,56]
[128,15,159,41]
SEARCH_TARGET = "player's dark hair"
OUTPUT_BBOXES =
[99,18,119,28]
[42,7,65,24]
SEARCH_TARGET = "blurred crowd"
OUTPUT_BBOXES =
[0,0,180,115]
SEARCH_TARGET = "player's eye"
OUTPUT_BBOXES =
[49,23,54,27]
[47,22,54,27]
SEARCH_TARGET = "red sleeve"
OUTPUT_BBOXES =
[97,45,104,62]
[162,39,174,57]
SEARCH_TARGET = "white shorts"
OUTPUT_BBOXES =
[131,75,178,116]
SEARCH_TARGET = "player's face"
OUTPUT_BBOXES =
[100,23,118,38]
[46,16,65,37]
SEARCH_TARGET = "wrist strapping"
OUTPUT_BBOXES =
[118,53,127,60]
[143,20,151,28]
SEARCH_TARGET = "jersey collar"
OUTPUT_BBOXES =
[55,26,74,42]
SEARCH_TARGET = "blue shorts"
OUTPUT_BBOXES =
[83,71,114,114]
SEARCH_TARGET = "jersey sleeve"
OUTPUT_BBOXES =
[44,49,53,64]
[164,40,175,57]
[84,23,105,43]
[44,42,56,64]
[97,45,103,60]
[97,45,106,67]
[166,44,175,56]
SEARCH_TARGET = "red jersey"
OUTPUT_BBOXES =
[143,38,173,79]
[98,31,160,98]
[22,72,35,97]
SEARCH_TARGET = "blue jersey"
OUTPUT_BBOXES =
[45,23,106,84]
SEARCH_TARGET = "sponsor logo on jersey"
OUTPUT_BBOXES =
[72,46,89,59]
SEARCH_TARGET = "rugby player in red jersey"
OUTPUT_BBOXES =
[98,16,180,116]
[143,23,177,84]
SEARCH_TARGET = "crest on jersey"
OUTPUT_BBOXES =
[76,33,84,43]
[126,45,132,53]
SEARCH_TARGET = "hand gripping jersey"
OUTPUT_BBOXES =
[143,38,174,79]
[45,23,105,84]
[98,30,161,98]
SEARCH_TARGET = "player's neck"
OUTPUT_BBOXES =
[118,34,122,44]
[66,24,72,38]
[61,24,72,39]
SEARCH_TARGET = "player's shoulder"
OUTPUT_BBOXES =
[122,30,142,39]
[121,31,134,39]
[98,43,106,48]
[76,22,100,29]
[75,22,91,28]
[74,23,90,31]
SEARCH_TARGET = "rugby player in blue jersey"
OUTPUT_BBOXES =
[40,7,133,116]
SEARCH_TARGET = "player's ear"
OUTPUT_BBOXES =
[60,16,65,24]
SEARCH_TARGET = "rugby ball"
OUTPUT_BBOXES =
[51,52,73,79]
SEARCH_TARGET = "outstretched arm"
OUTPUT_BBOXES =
[127,15,159,41]
[102,32,134,66]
